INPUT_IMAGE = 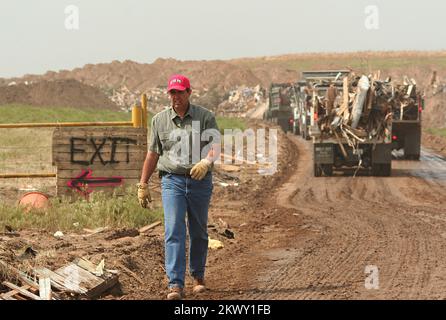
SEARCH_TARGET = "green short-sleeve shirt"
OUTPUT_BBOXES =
[149,104,219,174]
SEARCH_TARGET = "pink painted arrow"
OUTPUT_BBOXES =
[67,168,124,196]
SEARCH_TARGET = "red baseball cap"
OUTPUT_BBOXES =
[167,74,191,92]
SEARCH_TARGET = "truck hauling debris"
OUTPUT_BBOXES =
[390,77,423,160]
[264,83,294,133]
[306,70,422,177]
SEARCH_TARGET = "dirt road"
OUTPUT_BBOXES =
[206,132,446,300]
[245,102,267,119]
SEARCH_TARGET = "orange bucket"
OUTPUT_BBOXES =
[19,191,50,212]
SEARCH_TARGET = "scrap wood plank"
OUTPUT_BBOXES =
[0,231,20,237]
[74,257,99,274]
[36,259,118,299]
[39,277,52,300]
[54,261,118,298]
[0,262,61,300]
[139,221,162,233]
[34,267,77,295]
[74,257,108,277]
[366,81,375,111]
[337,76,350,119]
[53,264,89,295]
[3,281,41,300]
[0,259,40,291]
[1,284,31,300]
[82,226,109,236]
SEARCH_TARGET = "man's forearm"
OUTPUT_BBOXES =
[140,151,160,184]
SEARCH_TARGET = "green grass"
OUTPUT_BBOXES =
[425,128,446,137]
[0,104,242,131]
[0,104,132,123]
[216,116,246,133]
[0,186,163,232]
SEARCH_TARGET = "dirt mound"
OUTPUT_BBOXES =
[0,79,120,110]
[3,51,446,122]
[8,59,262,93]
[422,131,446,157]
[423,94,446,128]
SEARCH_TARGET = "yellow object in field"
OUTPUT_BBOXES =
[208,238,224,250]
[132,104,142,128]
[141,93,148,129]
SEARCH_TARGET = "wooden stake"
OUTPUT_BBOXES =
[39,277,52,300]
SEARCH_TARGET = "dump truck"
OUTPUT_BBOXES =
[390,77,423,160]
[292,81,311,139]
[308,70,393,177]
[264,83,294,133]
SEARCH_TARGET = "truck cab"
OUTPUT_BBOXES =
[264,83,294,133]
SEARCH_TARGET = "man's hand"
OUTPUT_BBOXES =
[137,182,152,208]
[190,159,212,180]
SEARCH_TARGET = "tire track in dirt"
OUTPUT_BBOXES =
[244,134,446,300]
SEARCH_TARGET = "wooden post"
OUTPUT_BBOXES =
[132,105,142,128]
[39,277,52,300]
[141,94,148,129]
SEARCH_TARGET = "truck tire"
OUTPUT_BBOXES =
[305,131,311,141]
[403,127,421,161]
[314,164,322,177]
[372,164,380,176]
[323,164,333,176]
[314,164,332,177]
[295,125,300,136]
[380,163,391,176]
[404,153,420,161]
[372,163,391,176]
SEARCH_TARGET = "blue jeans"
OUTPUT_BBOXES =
[161,172,213,289]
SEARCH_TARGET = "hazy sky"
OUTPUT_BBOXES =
[0,0,445,78]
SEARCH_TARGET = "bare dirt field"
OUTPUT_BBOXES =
[2,118,446,300]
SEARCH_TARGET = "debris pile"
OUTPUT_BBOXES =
[312,73,421,144]
[105,84,267,116]
[429,71,446,97]
[0,257,118,300]
[108,86,142,111]
[108,86,170,113]
[391,77,423,121]
[216,85,266,117]
[107,86,207,113]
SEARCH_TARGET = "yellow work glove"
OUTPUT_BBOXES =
[137,182,151,208]
[190,159,212,180]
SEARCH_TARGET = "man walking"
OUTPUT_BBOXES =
[137,74,220,300]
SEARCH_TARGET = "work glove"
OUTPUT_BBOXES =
[190,159,212,180]
[137,182,151,208]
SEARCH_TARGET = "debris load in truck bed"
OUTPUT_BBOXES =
[311,73,422,144]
